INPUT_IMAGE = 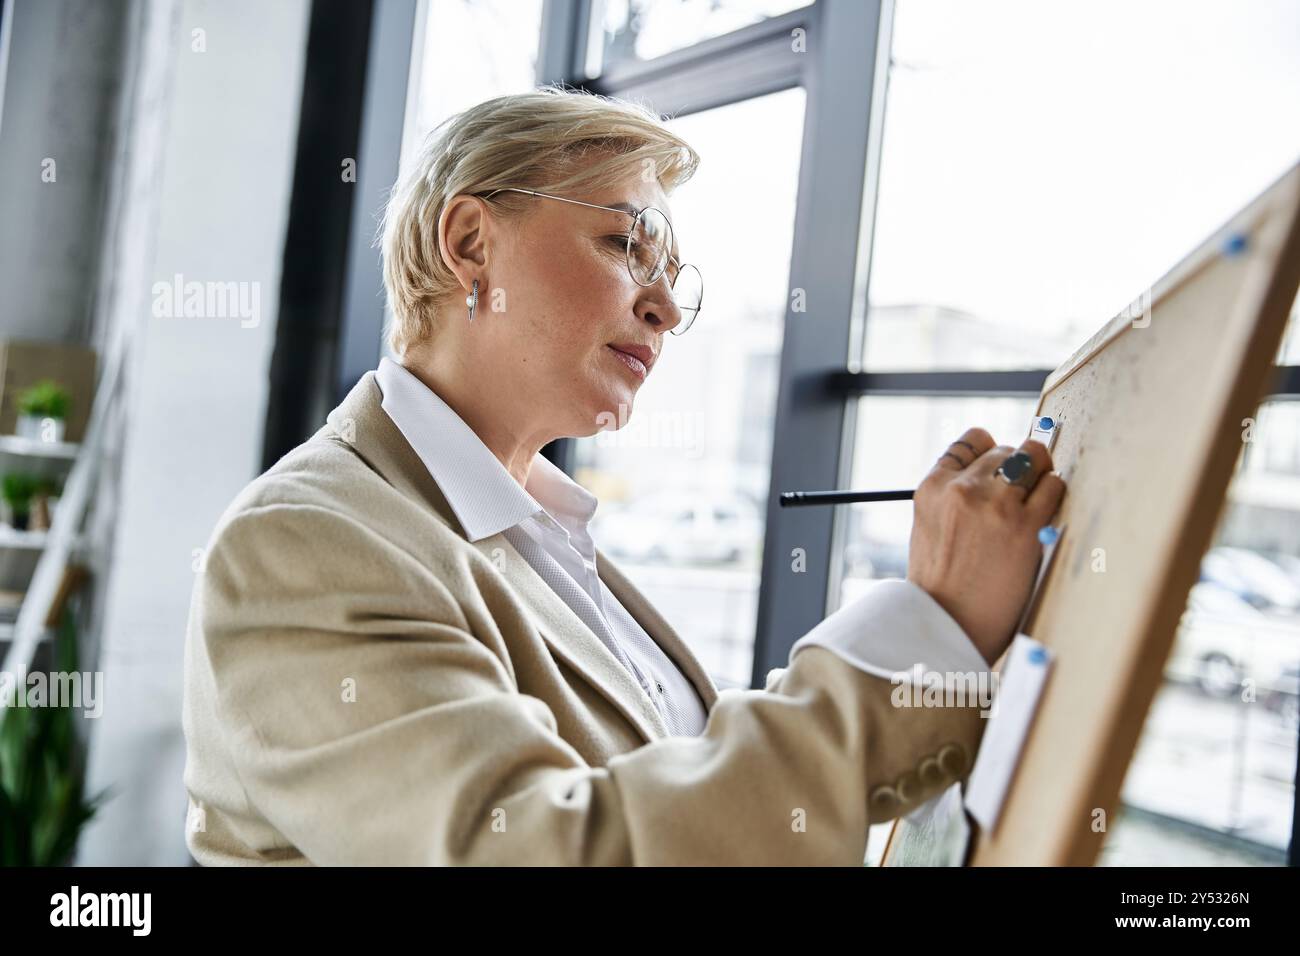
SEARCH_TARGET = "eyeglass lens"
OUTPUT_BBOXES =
[629,208,702,330]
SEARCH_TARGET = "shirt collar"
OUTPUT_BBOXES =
[375,356,599,542]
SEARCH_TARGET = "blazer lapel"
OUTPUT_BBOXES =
[471,532,670,743]
[326,373,468,535]
[325,372,674,744]
[596,549,720,712]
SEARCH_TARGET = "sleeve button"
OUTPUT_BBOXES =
[938,743,969,777]
[918,756,945,787]
[895,771,921,804]
[869,785,899,818]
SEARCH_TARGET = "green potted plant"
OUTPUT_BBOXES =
[2,473,39,531]
[16,379,71,443]
[0,608,112,865]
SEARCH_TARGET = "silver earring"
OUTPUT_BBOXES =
[465,279,479,322]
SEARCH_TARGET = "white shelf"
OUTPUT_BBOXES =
[0,622,52,645]
[0,434,79,460]
[0,527,48,550]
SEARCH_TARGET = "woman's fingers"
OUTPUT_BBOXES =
[909,424,1070,664]
[929,427,995,476]
[987,439,1054,500]
[965,443,1019,482]
[1026,470,1067,526]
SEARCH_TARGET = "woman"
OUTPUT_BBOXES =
[181,87,1064,865]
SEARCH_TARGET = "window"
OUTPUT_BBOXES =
[835,395,1037,609]
[574,89,806,688]
[843,0,1300,864]
[402,0,545,170]
[861,0,1300,372]
[1114,395,1300,863]
[1280,298,1300,366]
[583,0,811,77]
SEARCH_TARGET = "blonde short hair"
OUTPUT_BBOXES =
[379,85,701,357]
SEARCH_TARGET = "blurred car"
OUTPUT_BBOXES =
[1199,546,1300,612]
[593,493,761,566]
[1263,663,1299,733]
[1168,581,1300,698]
[1262,551,1300,590]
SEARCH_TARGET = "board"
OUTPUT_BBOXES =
[883,162,1300,866]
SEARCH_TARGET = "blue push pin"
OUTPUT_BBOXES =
[1038,525,1059,547]
[1037,416,1055,432]
[1222,232,1248,256]
[1028,646,1048,665]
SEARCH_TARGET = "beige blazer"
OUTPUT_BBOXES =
[181,372,989,865]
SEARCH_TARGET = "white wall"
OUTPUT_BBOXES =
[0,0,127,342]
[77,0,310,865]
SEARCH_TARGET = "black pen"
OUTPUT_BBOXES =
[779,489,914,507]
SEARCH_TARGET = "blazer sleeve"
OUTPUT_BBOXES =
[191,501,991,866]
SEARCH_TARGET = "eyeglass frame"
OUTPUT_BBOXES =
[480,186,703,334]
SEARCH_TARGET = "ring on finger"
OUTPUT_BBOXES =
[938,451,967,468]
[994,451,1036,490]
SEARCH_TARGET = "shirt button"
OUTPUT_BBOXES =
[655,681,664,694]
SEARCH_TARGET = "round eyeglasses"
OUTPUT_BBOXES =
[482,187,703,334]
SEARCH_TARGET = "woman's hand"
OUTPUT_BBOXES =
[907,427,1066,666]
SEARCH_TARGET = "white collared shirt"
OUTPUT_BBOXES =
[375,357,709,737]
[374,357,995,741]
